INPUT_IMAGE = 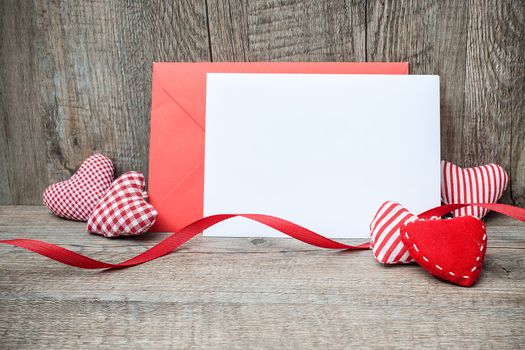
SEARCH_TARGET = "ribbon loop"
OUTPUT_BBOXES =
[0,213,370,270]
[1,203,523,270]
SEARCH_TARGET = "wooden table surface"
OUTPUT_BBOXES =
[0,206,524,349]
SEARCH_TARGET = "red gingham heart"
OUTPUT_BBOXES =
[370,201,418,264]
[87,172,157,238]
[43,154,114,221]
[441,161,509,219]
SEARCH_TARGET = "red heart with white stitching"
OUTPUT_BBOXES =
[87,171,157,238]
[441,161,508,219]
[370,201,418,264]
[43,154,114,221]
[400,216,486,287]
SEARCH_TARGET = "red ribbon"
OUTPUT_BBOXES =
[0,203,523,270]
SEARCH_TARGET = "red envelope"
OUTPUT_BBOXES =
[149,62,409,232]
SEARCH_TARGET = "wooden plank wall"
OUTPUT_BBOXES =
[1,0,524,206]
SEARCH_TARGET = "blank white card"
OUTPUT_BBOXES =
[204,74,440,238]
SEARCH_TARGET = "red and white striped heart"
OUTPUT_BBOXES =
[43,154,114,221]
[370,201,418,264]
[87,171,157,238]
[441,161,508,219]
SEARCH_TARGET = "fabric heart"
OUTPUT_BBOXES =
[370,201,418,264]
[400,216,486,287]
[87,171,157,238]
[43,154,114,221]
[441,160,508,219]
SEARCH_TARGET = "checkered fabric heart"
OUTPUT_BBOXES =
[87,171,157,238]
[43,154,114,221]
[441,160,509,219]
[370,201,418,264]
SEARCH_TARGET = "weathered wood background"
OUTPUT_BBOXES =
[1,0,524,206]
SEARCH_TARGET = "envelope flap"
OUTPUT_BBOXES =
[152,62,409,129]
[153,63,208,129]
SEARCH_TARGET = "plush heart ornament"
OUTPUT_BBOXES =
[400,216,486,287]
[43,154,114,221]
[441,160,508,219]
[87,171,157,238]
[370,201,418,264]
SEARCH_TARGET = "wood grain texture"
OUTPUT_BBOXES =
[0,0,210,204]
[0,1,524,202]
[462,0,525,206]
[0,1,49,204]
[207,0,366,61]
[0,205,524,349]
[367,0,525,206]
